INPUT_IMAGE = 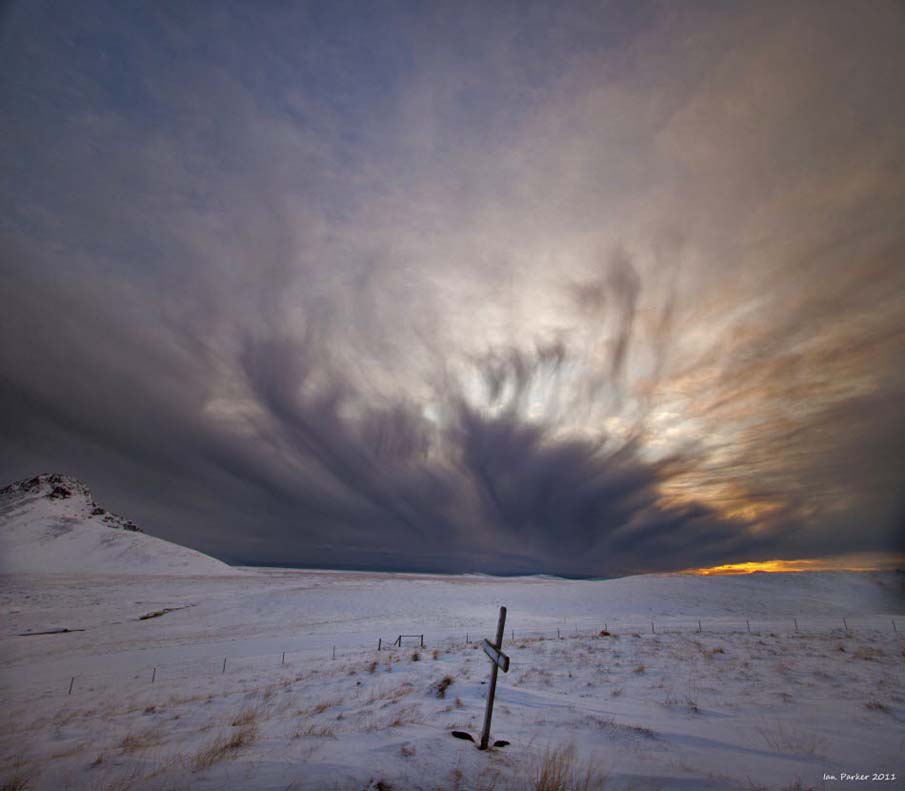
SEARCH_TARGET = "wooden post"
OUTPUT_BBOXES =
[466,632,468,644]
[281,651,285,666]
[151,667,156,684]
[794,618,798,632]
[698,620,702,633]
[893,619,898,634]
[746,619,750,633]
[378,638,382,651]
[651,621,655,634]
[222,657,227,673]
[332,645,336,660]
[843,618,849,632]
[420,635,424,648]
[557,628,560,639]
[68,676,75,695]
[480,606,507,751]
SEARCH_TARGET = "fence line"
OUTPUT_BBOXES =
[2,614,901,703]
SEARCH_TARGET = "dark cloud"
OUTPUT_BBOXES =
[1,0,904,575]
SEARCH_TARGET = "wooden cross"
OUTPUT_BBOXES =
[479,605,510,750]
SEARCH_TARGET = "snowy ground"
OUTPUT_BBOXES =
[1,568,903,790]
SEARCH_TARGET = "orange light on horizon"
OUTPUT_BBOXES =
[683,553,905,576]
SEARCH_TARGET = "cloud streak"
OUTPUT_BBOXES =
[1,0,904,574]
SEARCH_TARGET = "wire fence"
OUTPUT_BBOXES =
[2,614,901,704]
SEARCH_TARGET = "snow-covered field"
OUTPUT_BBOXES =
[1,477,904,790]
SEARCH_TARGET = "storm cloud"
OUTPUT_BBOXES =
[1,1,904,575]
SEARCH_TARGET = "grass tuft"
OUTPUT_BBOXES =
[435,675,455,699]
[534,744,607,791]
[192,724,258,771]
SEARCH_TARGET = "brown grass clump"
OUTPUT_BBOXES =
[0,768,35,791]
[118,726,163,753]
[310,697,343,715]
[192,723,258,771]
[435,675,455,699]
[411,651,421,662]
[534,744,607,791]
[865,701,888,712]
[230,705,259,727]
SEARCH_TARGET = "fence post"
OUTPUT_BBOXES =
[420,635,424,648]
[557,628,560,639]
[151,667,156,684]
[68,677,75,695]
[378,638,382,651]
[893,619,898,634]
[281,651,285,666]
[332,645,336,660]
[793,618,798,632]
[746,619,750,633]
[698,620,702,633]
[222,657,227,674]
[651,621,655,634]
[843,618,849,632]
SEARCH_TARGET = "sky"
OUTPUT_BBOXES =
[1,0,904,577]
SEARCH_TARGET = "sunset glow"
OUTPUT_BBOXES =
[685,554,905,576]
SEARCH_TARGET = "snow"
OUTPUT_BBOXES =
[1,568,903,790]
[1,477,903,789]
[0,474,235,576]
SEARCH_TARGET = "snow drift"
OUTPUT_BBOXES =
[0,473,236,575]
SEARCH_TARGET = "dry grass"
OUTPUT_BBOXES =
[533,744,607,791]
[118,725,164,754]
[756,719,822,757]
[435,675,455,699]
[230,705,260,727]
[192,723,258,771]
[309,697,343,715]
[294,722,336,738]
[0,768,35,791]
[865,700,889,712]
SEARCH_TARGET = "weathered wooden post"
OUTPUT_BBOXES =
[68,676,75,695]
[480,606,510,751]
[151,667,156,684]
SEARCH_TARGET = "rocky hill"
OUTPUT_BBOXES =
[0,474,236,576]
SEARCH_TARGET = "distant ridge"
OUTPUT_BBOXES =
[0,474,237,576]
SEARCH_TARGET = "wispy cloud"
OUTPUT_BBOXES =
[2,1,903,574]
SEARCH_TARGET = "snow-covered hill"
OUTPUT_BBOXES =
[0,474,236,576]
